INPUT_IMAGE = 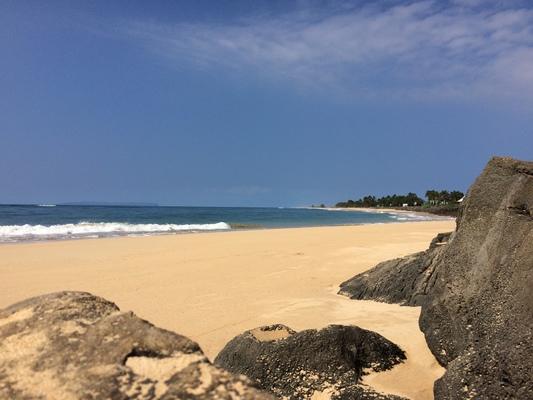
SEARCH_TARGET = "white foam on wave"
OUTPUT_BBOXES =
[0,221,231,242]
[37,204,56,207]
[388,212,452,221]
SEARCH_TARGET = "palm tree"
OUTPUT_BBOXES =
[425,190,438,205]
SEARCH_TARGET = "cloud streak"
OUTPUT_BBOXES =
[120,1,533,103]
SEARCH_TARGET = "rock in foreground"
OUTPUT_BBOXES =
[215,324,406,400]
[0,291,274,399]
[339,157,533,399]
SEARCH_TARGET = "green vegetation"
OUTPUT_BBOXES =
[335,190,464,208]
[424,190,464,205]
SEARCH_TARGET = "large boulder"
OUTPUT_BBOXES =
[339,232,452,306]
[215,324,406,400]
[339,157,533,399]
[0,291,274,399]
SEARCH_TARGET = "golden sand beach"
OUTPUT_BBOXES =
[0,220,454,399]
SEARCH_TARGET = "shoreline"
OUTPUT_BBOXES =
[319,206,458,219]
[0,217,452,246]
[0,221,454,399]
[319,206,453,218]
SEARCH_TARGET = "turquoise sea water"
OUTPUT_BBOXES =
[0,205,445,242]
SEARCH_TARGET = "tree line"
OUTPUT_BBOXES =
[335,190,464,208]
[424,190,464,205]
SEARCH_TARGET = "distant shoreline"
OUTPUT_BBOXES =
[317,205,459,218]
[311,206,455,219]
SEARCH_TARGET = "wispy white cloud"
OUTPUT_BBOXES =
[119,1,533,103]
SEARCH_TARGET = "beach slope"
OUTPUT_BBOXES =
[0,221,454,399]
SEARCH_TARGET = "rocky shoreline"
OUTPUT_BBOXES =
[1,156,531,399]
[340,157,533,399]
[0,292,410,399]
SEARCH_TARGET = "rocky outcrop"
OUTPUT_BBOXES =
[0,291,274,400]
[215,324,406,400]
[339,231,452,306]
[339,157,533,399]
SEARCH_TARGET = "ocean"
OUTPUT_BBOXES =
[0,204,445,243]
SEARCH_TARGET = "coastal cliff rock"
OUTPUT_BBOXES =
[215,324,406,400]
[0,291,274,400]
[339,157,533,399]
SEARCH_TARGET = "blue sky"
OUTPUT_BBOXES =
[1,0,532,206]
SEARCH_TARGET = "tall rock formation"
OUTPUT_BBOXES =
[339,157,533,399]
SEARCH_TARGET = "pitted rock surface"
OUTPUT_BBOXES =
[339,157,533,399]
[215,324,406,400]
[0,291,274,399]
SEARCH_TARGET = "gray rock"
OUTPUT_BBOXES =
[339,230,454,307]
[0,291,274,399]
[338,235,447,306]
[339,157,533,399]
[338,231,454,306]
[215,324,406,400]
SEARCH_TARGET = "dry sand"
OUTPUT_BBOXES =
[0,221,454,399]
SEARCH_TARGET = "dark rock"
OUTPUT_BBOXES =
[215,324,406,400]
[0,291,274,399]
[338,232,454,306]
[339,241,444,306]
[339,157,533,399]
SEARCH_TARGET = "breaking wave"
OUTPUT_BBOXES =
[388,212,452,221]
[0,221,231,242]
